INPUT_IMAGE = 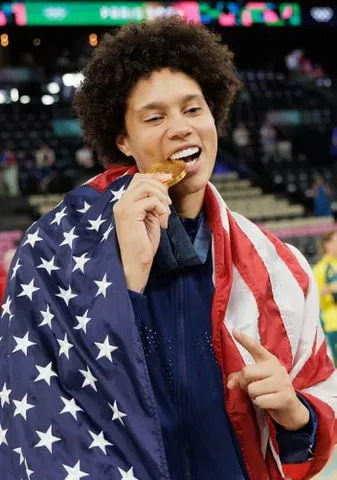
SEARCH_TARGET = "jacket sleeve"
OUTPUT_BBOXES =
[128,290,149,326]
[275,394,317,463]
[283,245,337,480]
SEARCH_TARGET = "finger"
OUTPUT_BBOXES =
[130,173,172,194]
[137,196,170,229]
[227,363,275,391]
[227,372,241,390]
[247,377,279,400]
[253,392,290,410]
[126,183,172,208]
[232,329,275,363]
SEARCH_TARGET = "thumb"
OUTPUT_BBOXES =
[227,372,241,390]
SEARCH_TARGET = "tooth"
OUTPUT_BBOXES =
[170,147,199,160]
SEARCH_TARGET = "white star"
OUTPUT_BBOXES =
[94,273,112,298]
[17,278,40,301]
[13,447,24,464]
[1,295,11,318]
[51,206,67,226]
[57,333,73,359]
[11,258,22,280]
[56,285,77,306]
[101,223,114,242]
[0,425,8,446]
[13,394,35,420]
[72,252,90,273]
[37,256,60,275]
[79,366,97,392]
[25,459,34,479]
[74,310,91,333]
[95,335,118,362]
[118,467,139,480]
[110,186,126,203]
[13,332,36,355]
[60,227,79,249]
[39,304,55,329]
[88,430,113,454]
[60,396,83,420]
[63,460,89,480]
[0,382,11,407]
[34,362,58,386]
[23,228,42,248]
[109,400,127,426]
[87,214,106,233]
[77,201,91,214]
[35,425,61,453]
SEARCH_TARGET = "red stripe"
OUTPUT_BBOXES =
[293,331,335,391]
[205,186,271,480]
[282,463,311,479]
[227,211,293,372]
[88,165,137,193]
[261,228,309,297]
[296,391,336,479]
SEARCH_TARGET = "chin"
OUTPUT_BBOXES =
[171,173,208,196]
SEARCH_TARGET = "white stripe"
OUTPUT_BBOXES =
[287,244,326,379]
[208,182,229,233]
[224,266,261,366]
[254,407,269,458]
[232,212,305,362]
[269,439,286,478]
[302,370,337,416]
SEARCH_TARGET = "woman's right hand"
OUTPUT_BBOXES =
[113,173,172,293]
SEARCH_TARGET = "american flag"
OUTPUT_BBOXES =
[0,165,336,480]
[0,171,170,479]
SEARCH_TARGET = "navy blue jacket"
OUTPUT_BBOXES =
[129,209,317,479]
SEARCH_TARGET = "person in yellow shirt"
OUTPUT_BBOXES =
[313,230,337,365]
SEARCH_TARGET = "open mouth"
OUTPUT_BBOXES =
[168,146,202,164]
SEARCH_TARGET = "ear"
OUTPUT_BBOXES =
[116,133,132,158]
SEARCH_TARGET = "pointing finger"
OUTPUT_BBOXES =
[232,329,275,363]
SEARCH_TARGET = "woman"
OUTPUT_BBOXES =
[0,17,336,480]
[313,231,337,365]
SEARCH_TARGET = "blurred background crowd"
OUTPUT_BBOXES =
[0,1,337,477]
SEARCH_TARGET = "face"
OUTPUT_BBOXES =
[117,68,218,198]
[325,233,337,257]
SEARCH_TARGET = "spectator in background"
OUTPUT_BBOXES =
[232,122,252,163]
[313,231,337,366]
[35,143,55,192]
[259,120,277,162]
[75,143,102,184]
[0,148,19,197]
[75,143,94,170]
[313,174,333,217]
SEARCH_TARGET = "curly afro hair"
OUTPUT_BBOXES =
[74,17,242,165]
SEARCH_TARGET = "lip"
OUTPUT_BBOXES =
[166,144,202,161]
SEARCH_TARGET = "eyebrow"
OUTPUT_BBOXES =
[136,94,204,114]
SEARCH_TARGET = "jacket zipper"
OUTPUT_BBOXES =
[177,275,192,480]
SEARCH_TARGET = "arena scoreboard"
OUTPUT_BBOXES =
[0,2,336,27]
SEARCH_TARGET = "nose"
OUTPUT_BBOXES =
[166,124,192,141]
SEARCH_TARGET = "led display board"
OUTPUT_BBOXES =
[0,2,303,27]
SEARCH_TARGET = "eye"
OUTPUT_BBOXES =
[144,116,162,123]
[186,107,201,114]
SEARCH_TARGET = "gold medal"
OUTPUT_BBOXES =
[146,160,187,187]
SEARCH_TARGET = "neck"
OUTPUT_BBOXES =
[170,187,205,219]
